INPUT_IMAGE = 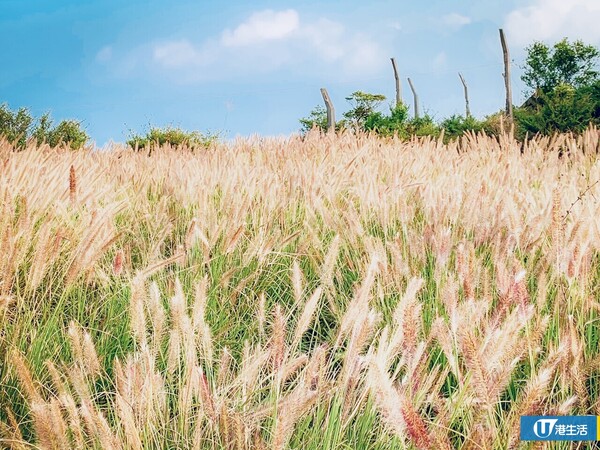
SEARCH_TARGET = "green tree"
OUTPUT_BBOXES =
[299,106,329,134]
[0,104,33,149]
[364,103,441,139]
[405,114,441,138]
[31,113,53,145]
[0,105,88,150]
[33,114,88,150]
[364,103,410,137]
[517,39,600,137]
[343,91,386,130]
[515,83,598,137]
[522,38,599,93]
[440,114,485,142]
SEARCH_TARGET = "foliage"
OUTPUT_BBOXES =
[0,104,33,149]
[515,83,599,138]
[127,126,219,152]
[480,111,508,137]
[363,104,440,139]
[522,38,599,94]
[441,114,485,141]
[583,79,600,119]
[296,39,600,140]
[343,91,386,129]
[364,103,410,136]
[516,39,600,137]
[405,114,441,138]
[0,104,88,150]
[299,105,329,134]
[33,113,88,150]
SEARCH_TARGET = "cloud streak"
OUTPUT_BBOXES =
[221,9,300,47]
[505,0,600,46]
[441,13,471,30]
[148,9,387,80]
[153,40,203,67]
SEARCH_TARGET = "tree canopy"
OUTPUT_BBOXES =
[343,91,387,129]
[0,104,88,150]
[522,38,599,93]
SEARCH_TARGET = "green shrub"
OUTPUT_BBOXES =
[0,104,34,149]
[299,106,349,134]
[127,126,219,152]
[480,112,507,137]
[441,115,485,141]
[33,113,88,150]
[343,91,386,130]
[515,38,600,138]
[515,83,599,138]
[405,114,441,138]
[301,100,442,140]
[299,106,329,134]
[364,103,410,137]
[0,104,88,150]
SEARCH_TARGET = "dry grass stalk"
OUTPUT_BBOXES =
[271,304,286,373]
[258,292,266,340]
[28,221,56,291]
[506,344,566,449]
[1,407,26,449]
[366,356,407,439]
[9,350,42,405]
[291,287,322,350]
[392,277,425,359]
[68,322,101,378]
[217,346,233,387]
[193,276,213,361]
[130,274,148,348]
[321,235,341,313]
[4,131,600,448]
[112,248,125,276]
[69,164,77,205]
[272,382,319,450]
[291,259,304,306]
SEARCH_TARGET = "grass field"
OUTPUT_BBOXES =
[1,129,600,449]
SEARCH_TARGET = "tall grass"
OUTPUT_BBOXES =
[1,128,600,449]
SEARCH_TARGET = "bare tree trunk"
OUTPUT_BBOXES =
[458,72,471,118]
[499,29,513,122]
[390,58,402,108]
[320,88,335,132]
[407,78,419,119]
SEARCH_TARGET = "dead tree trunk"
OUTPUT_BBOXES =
[390,58,402,107]
[407,77,419,119]
[458,72,471,118]
[320,88,335,132]
[499,29,513,122]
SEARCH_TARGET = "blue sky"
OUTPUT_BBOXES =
[2,0,600,146]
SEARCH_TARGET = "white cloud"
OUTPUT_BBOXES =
[153,40,199,67]
[300,18,346,61]
[347,37,387,71]
[221,9,300,46]
[505,0,600,46]
[149,9,386,79]
[95,46,113,63]
[441,13,471,29]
